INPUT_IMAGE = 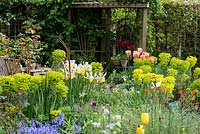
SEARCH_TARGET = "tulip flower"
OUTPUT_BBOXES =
[144,89,148,95]
[140,54,146,60]
[195,102,199,111]
[137,48,143,54]
[149,57,154,64]
[191,89,199,95]
[136,125,144,134]
[141,113,149,125]
[133,51,140,58]
[125,50,132,57]
[143,52,150,58]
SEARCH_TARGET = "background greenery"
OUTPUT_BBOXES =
[0,0,200,65]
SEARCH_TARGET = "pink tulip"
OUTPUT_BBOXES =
[146,53,150,58]
[142,52,150,58]
[137,48,143,54]
[125,50,132,57]
[140,54,146,60]
[133,51,139,58]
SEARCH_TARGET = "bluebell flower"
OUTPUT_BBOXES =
[72,123,81,134]
[18,123,60,134]
[18,113,65,134]
[52,112,65,127]
[76,108,81,113]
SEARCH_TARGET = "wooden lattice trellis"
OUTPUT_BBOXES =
[70,2,149,51]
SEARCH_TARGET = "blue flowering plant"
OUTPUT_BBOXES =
[18,113,65,134]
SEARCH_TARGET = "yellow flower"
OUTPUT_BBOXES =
[167,68,178,77]
[141,113,149,125]
[50,109,61,118]
[70,73,75,79]
[136,125,144,134]
[76,68,81,74]
[81,65,87,75]
[160,76,176,93]
[89,77,94,83]
[139,65,152,74]
[155,74,164,83]
[194,67,200,79]
[142,73,155,84]
[132,69,143,82]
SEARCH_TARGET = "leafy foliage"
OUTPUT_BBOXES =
[0,0,73,63]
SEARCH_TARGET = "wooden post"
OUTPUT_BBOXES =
[142,8,147,51]
[68,9,71,22]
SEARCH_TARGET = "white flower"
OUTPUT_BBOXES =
[113,115,121,121]
[106,123,115,130]
[92,122,100,128]
[156,81,162,87]
[96,72,106,83]
[122,76,128,81]
[151,81,161,88]
[103,108,110,115]
[101,130,108,134]
[85,72,95,83]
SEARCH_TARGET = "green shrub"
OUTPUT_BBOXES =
[189,78,200,90]
[0,71,69,121]
[50,49,66,64]
[91,62,103,73]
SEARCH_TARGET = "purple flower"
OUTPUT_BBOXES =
[117,39,135,50]
[52,112,65,127]
[76,108,81,113]
[18,123,60,134]
[73,123,81,134]
[91,101,97,107]
[18,113,65,134]
[109,86,113,91]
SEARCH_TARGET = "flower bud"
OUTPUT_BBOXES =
[141,113,149,125]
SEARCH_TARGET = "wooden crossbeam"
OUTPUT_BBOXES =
[72,2,149,8]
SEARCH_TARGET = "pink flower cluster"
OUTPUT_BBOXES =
[132,48,154,63]
[117,39,134,50]
[133,48,149,59]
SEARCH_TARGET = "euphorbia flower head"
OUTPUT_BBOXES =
[125,50,132,57]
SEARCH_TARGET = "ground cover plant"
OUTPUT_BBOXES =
[0,48,200,134]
